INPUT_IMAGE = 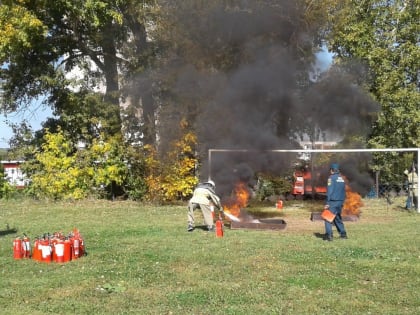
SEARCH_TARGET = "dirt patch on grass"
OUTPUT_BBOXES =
[240,198,405,234]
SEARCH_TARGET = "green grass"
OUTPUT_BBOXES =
[0,198,419,314]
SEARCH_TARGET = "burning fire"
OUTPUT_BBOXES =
[343,184,363,216]
[223,182,250,219]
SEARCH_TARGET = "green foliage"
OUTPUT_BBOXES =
[48,91,123,144]
[0,181,19,200]
[89,136,128,189]
[144,119,198,202]
[0,163,6,198]
[124,147,148,201]
[25,129,129,200]
[0,0,161,143]
[255,173,293,201]
[0,3,46,62]
[125,176,148,201]
[28,129,88,200]
[327,0,419,149]
[326,0,420,183]
[0,149,7,160]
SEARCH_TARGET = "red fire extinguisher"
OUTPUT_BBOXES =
[71,228,84,259]
[40,238,52,263]
[63,239,72,263]
[51,238,58,262]
[22,235,31,258]
[79,237,85,257]
[54,239,65,263]
[215,215,224,238]
[13,237,23,259]
[71,236,80,260]
[32,238,42,262]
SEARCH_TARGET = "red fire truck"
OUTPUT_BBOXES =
[292,168,327,199]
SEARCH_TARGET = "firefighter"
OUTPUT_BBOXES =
[324,163,347,241]
[187,180,222,232]
[404,167,418,210]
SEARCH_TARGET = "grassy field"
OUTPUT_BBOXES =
[0,197,419,315]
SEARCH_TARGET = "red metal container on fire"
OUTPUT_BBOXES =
[13,237,23,259]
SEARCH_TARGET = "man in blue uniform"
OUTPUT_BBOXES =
[324,163,347,241]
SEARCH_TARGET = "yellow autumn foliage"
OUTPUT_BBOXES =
[29,129,128,200]
[144,120,198,202]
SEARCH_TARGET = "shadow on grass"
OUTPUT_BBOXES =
[313,232,327,240]
[0,226,18,237]
[395,205,418,213]
[187,225,214,232]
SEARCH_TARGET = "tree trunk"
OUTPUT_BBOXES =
[129,19,157,146]
[102,22,122,136]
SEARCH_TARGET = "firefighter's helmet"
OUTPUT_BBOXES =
[206,180,215,188]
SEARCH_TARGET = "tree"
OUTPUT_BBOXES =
[325,0,419,181]
[143,119,198,202]
[3,1,390,201]
[28,128,89,200]
[155,0,334,152]
[327,0,419,149]
[26,128,129,200]
[0,0,160,144]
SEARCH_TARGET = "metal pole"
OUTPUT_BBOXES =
[208,150,212,181]
[209,148,419,154]
[417,150,419,213]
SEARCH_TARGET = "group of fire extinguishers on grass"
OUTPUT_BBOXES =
[187,180,240,237]
[13,228,86,263]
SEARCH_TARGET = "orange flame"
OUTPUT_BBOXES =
[223,182,250,218]
[343,184,363,216]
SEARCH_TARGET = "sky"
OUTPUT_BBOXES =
[0,102,53,148]
[0,49,333,149]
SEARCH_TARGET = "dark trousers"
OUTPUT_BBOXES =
[325,200,347,237]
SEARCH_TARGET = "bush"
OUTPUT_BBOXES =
[255,174,293,201]
[0,182,18,199]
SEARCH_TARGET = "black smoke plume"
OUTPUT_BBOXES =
[164,1,379,197]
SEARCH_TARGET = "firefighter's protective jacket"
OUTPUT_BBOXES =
[190,184,221,209]
[327,172,346,202]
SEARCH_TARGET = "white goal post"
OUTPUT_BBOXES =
[208,148,420,213]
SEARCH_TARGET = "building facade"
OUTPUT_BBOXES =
[1,160,27,188]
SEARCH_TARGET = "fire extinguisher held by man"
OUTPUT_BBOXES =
[187,180,222,232]
[323,163,348,241]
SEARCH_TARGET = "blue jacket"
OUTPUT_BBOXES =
[327,172,346,202]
